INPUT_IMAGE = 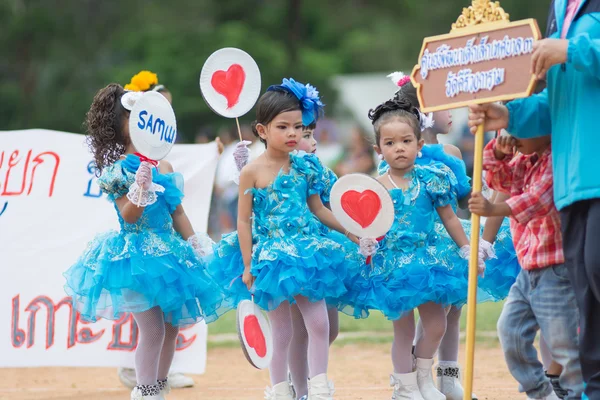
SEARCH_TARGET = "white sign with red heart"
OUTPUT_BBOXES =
[330,173,394,239]
[236,300,273,370]
[199,48,261,118]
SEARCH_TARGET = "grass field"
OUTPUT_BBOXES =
[208,301,505,339]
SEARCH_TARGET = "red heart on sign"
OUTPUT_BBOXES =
[211,64,246,109]
[243,315,267,357]
[341,190,382,229]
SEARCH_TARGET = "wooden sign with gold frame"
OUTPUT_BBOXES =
[411,1,541,113]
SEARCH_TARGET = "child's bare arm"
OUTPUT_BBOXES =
[437,205,469,247]
[308,194,359,243]
[469,192,513,217]
[482,192,510,243]
[237,166,256,289]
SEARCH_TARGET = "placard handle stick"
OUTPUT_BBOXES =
[463,121,484,400]
[235,117,243,142]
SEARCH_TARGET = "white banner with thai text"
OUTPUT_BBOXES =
[0,129,219,374]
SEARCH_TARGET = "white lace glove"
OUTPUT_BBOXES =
[359,237,379,257]
[232,140,252,185]
[127,161,164,207]
[187,233,215,258]
[136,161,153,190]
[479,239,496,262]
[459,245,486,277]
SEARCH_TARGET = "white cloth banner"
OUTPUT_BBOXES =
[0,129,218,374]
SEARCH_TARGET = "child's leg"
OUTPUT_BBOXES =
[438,305,461,362]
[540,334,564,376]
[534,265,584,398]
[414,303,447,399]
[268,301,294,385]
[327,307,339,345]
[289,304,309,398]
[414,302,447,360]
[157,323,180,382]
[132,307,166,387]
[294,297,330,378]
[392,311,416,373]
[497,270,553,399]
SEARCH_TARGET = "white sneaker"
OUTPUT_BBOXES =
[130,386,162,400]
[390,372,425,400]
[415,358,446,400]
[527,392,561,400]
[436,362,477,400]
[264,381,295,400]
[166,372,194,388]
[118,368,138,389]
[308,374,334,400]
[157,378,170,399]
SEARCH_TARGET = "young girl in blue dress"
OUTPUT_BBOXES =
[380,75,521,400]
[63,83,231,400]
[208,78,359,400]
[340,97,481,400]
[286,96,351,400]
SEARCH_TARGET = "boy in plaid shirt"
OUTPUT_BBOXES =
[469,134,583,400]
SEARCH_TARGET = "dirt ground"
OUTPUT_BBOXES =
[0,343,523,400]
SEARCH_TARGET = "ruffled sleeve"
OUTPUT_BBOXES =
[418,145,471,200]
[154,172,185,213]
[320,167,338,204]
[377,159,390,176]
[416,163,455,208]
[97,162,135,202]
[292,153,326,197]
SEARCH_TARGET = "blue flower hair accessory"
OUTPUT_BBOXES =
[267,78,324,126]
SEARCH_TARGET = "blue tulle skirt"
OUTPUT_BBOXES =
[478,219,520,301]
[64,229,232,327]
[208,231,354,311]
[434,218,519,303]
[336,237,470,320]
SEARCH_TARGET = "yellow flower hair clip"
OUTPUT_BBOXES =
[124,70,159,92]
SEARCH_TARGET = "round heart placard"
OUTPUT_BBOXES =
[236,299,273,370]
[330,173,394,238]
[200,48,261,118]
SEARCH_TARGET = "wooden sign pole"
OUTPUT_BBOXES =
[453,4,509,398]
[409,1,541,399]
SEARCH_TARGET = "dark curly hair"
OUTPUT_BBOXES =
[84,83,130,174]
[251,89,301,147]
[368,97,422,146]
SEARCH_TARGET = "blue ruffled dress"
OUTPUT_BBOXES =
[63,155,232,327]
[378,144,519,302]
[207,153,359,311]
[338,164,470,320]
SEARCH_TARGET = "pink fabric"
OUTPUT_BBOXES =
[562,0,582,38]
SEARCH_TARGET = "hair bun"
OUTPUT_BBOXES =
[368,97,421,125]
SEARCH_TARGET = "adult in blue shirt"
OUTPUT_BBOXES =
[469,1,600,397]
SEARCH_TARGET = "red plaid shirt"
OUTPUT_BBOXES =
[484,140,564,270]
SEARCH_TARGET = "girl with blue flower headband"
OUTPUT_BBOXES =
[208,78,361,400]
[285,83,363,400]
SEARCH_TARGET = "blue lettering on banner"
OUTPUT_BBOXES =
[83,160,102,198]
[0,201,7,217]
[135,110,176,144]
